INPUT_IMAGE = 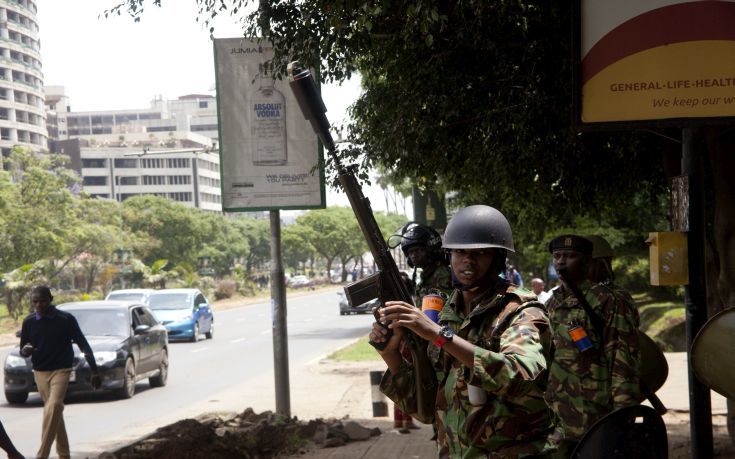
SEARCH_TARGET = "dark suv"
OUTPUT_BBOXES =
[4,300,169,404]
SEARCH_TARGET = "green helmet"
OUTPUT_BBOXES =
[442,205,514,252]
[586,235,614,259]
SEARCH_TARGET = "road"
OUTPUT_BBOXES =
[0,287,376,458]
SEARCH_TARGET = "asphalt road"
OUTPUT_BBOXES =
[0,287,376,458]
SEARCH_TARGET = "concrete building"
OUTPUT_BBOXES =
[44,88,222,212]
[0,0,47,158]
[44,88,218,142]
[50,131,221,212]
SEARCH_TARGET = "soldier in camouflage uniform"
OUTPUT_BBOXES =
[371,205,553,457]
[544,235,641,457]
[399,222,453,306]
[395,223,453,432]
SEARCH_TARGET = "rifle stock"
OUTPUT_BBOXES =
[288,62,437,423]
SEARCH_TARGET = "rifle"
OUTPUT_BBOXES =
[287,62,437,423]
[558,269,667,415]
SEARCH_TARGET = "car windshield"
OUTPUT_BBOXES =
[148,293,191,310]
[107,293,145,302]
[68,309,129,337]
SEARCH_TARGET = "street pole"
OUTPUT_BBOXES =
[681,127,713,459]
[270,209,290,417]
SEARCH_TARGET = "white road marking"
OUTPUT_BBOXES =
[191,347,209,353]
[230,338,246,344]
[260,329,270,335]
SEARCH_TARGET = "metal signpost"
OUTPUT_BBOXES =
[213,38,326,417]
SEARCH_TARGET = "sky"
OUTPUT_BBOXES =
[35,0,411,217]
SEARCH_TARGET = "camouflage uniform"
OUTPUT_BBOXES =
[381,281,553,458]
[416,263,453,304]
[544,281,641,455]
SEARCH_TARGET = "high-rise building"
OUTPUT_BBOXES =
[44,89,222,212]
[0,0,47,158]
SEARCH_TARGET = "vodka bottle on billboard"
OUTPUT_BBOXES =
[251,63,287,165]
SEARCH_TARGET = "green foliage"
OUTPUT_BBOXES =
[638,300,685,352]
[108,2,676,299]
[296,207,366,281]
[613,256,651,293]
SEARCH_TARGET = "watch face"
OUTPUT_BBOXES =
[440,326,454,340]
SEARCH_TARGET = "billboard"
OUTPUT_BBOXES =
[580,0,735,125]
[214,38,325,211]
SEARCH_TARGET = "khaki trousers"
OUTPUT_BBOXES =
[33,369,72,459]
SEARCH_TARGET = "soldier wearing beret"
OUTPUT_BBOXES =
[543,235,641,457]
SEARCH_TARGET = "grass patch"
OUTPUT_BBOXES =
[638,299,686,352]
[327,335,381,361]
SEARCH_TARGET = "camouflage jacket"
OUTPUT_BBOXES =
[544,281,641,445]
[416,263,453,304]
[381,282,553,458]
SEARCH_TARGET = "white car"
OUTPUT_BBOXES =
[105,288,155,304]
[288,275,312,288]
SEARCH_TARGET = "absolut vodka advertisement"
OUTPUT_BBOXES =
[213,38,325,211]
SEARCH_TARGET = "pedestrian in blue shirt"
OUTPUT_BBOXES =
[19,286,101,459]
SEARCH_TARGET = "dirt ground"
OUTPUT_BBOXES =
[104,408,735,459]
[666,410,735,458]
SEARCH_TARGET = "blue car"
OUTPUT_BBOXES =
[147,289,214,342]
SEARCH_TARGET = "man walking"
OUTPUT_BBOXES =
[19,286,101,459]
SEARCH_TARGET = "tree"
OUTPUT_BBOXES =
[122,195,209,266]
[198,212,251,277]
[235,217,271,272]
[109,1,670,258]
[282,224,315,274]
[0,148,82,271]
[296,207,365,283]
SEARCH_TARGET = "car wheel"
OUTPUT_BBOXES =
[149,349,168,388]
[205,321,214,339]
[340,311,346,316]
[115,358,136,399]
[191,322,200,342]
[4,390,28,404]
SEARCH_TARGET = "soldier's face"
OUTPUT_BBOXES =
[450,248,495,287]
[552,249,589,283]
[407,245,428,268]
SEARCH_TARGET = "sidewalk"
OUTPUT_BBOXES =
[280,352,734,459]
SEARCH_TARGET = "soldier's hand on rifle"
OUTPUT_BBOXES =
[370,316,403,354]
[381,301,442,342]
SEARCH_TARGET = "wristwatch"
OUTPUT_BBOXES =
[433,325,454,348]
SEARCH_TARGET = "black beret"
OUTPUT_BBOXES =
[548,234,593,255]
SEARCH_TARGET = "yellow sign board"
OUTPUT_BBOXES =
[581,1,735,123]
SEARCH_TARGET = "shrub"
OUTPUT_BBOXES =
[239,278,258,297]
[214,280,237,300]
[613,256,650,292]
